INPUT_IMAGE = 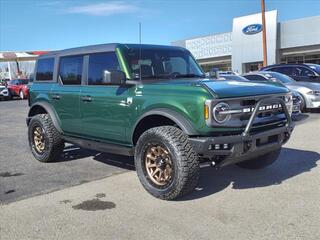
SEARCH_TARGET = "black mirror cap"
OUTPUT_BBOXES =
[307,73,317,78]
[103,70,126,85]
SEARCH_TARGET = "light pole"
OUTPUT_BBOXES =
[261,0,268,66]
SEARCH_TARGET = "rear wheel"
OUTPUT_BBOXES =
[236,149,281,169]
[28,114,64,162]
[135,126,199,200]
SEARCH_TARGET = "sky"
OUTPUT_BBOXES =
[0,0,320,51]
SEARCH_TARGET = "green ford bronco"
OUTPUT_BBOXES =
[27,43,294,200]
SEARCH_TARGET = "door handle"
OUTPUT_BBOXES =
[52,94,60,100]
[81,96,92,102]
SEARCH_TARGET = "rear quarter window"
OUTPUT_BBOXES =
[36,58,54,81]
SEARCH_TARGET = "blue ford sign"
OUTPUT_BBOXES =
[242,24,262,35]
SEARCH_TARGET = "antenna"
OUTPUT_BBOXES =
[139,22,142,82]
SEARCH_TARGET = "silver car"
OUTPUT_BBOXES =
[0,85,10,100]
[243,71,320,110]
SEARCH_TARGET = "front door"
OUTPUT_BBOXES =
[50,55,84,135]
[79,52,130,144]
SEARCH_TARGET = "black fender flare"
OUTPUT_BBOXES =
[27,101,62,133]
[132,108,199,138]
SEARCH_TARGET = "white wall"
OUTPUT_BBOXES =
[280,16,320,49]
[232,10,278,74]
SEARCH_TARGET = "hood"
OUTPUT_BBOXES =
[202,80,289,98]
[286,81,320,91]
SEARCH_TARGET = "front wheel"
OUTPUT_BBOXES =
[135,126,199,200]
[236,149,281,169]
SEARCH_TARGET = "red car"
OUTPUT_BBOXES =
[7,79,29,99]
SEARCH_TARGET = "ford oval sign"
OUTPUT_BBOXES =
[242,24,262,35]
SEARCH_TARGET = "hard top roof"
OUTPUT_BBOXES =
[38,43,186,59]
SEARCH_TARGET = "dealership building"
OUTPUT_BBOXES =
[172,10,320,74]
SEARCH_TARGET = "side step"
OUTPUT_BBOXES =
[63,136,134,156]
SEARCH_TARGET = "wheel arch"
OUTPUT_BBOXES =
[131,108,198,145]
[27,102,62,133]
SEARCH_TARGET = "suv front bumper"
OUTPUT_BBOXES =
[189,97,295,167]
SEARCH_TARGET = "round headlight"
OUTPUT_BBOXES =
[213,102,231,124]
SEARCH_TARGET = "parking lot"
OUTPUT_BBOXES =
[0,100,133,204]
[1,100,320,239]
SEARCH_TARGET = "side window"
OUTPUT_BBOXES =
[59,56,83,85]
[298,67,315,76]
[88,52,120,85]
[36,58,54,81]
[274,67,293,75]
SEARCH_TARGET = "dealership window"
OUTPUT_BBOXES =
[200,63,232,72]
[36,58,54,81]
[59,56,83,85]
[88,52,120,85]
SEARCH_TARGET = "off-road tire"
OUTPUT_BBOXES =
[135,126,199,200]
[236,148,281,169]
[28,114,64,162]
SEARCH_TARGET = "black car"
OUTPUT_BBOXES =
[261,63,320,83]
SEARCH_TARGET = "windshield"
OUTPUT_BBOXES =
[122,47,204,80]
[20,79,29,84]
[263,72,295,84]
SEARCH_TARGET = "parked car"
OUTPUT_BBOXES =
[218,74,249,81]
[7,79,29,99]
[261,63,320,83]
[0,79,10,87]
[0,85,10,100]
[27,43,294,200]
[243,71,320,110]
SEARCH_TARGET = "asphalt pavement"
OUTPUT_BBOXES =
[0,100,133,204]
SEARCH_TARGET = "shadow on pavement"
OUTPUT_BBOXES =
[61,145,135,170]
[58,146,319,201]
[180,147,319,201]
[292,113,309,122]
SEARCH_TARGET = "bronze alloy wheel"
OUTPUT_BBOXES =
[144,145,173,186]
[33,126,45,153]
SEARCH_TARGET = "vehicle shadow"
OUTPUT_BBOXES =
[61,145,135,170]
[60,145,319,200]
[179,147,319,201]
[292,113,309,122]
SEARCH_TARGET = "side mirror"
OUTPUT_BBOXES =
[307,73,317,78]
[102,70,126,85]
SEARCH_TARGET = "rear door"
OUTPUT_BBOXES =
[79,52,129,144]
[51,55,83,135]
